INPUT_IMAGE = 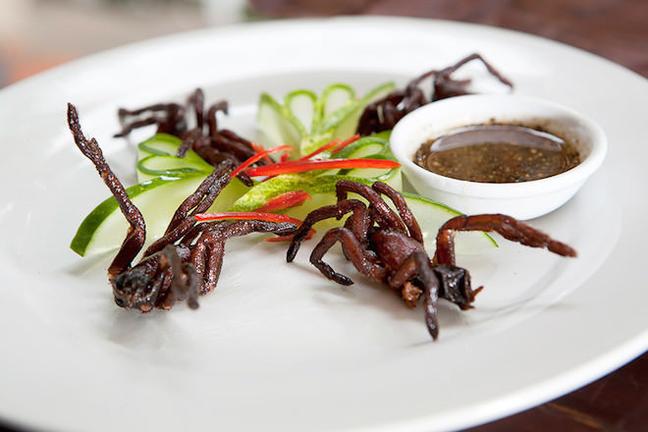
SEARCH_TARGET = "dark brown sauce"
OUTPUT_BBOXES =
[414,124,581,183]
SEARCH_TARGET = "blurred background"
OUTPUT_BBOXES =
[0,0,646,87]
[0,1,646,431]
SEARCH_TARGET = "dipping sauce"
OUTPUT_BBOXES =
[414,124,581,183]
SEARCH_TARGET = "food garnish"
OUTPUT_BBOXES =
[244,158,401,177]
[257,82,395,155]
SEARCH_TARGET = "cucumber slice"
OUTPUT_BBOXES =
[256,82,396,157]
[137,154,211,182]
[229,173,495,253]
[257,93,303,151]
[284,90,317,133]
[320,84,356,118]
[230,174,373,212]
[138,133,184,156]
[136,134,213,182]
[332,82,396,140]
[401,193,497,256]
[71,175,248,257]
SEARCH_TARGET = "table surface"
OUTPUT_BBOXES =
[0,1,646,431]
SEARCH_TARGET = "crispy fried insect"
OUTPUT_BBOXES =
[114,88,266,186]
[287,180,575,339]
[69,103,296,311]
[356,53,514,135]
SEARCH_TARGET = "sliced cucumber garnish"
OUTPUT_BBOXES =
[257,81,396,156]
[71,175,248,256]
[401,193,497,256]
[136,134,212,182]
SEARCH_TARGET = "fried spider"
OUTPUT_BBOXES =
[356,53,514,136]
[68,103,296,311]
[114,88,266,186]
[287,180,576,339]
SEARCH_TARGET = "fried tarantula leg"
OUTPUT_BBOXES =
[372,182,423,244]
[113,118,158,138]
[114,103,186,138]
[439,53,513,88]
[212,133,256,161]
[335,180,408,234]
[309,228,386,286]
[160,245,200,310]
[206,101,229,139]
[387,250,440,339]
[409,53,513,90]
[434,214,577,266]
[67,103,146,280]
[287,199,370,262]
[199,220,298,293]
[143,161,235,257]
[176,126,200,158]
[188,88,205,131]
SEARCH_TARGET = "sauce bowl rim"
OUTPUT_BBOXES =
[390,94,607,199]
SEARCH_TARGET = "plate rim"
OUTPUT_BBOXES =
[0,16,647,432]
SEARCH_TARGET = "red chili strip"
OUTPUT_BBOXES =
[251,142,273,164]
[331,134,361,154]
[195,211,303,225]
[230,145,292,179]
[257,191,311,212]
[299,139,340,161]
[244,158,400,177]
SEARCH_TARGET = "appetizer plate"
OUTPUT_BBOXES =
[0,17,646,432]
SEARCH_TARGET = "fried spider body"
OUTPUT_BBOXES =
[68,104,295,311]
[287,180,576,339]
[356,53,514,136]
[114,88,266,186]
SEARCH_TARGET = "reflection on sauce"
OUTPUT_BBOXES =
[414,124,581,183]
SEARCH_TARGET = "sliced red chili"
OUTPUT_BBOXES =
[331,134,361,154]
[230,145,292,179]
[299,139,340,161]
[244,158,400,177]
[257,191,311,212]
[195,211,303,225]
[251,142,273,164]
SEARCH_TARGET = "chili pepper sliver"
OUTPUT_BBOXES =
[195,211,303,225]
[244,158,400,177]
[230,144,292,178]
[257,191,311,212]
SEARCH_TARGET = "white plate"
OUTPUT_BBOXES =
[0,17,646,432]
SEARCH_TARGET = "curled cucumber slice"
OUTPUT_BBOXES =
[136,134,212,182]
[257,81,396,157]
[71,175,248,257]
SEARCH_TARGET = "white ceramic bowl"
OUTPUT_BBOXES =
[390,94,607,219]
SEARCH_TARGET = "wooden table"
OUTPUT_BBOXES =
[0,1,645,431]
